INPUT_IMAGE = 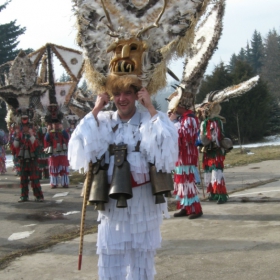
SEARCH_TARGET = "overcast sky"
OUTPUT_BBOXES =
[1,0,280,79]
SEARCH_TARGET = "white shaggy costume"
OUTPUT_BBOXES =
[68,109,178,279]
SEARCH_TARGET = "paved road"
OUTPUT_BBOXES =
[0,160,280,279]
[0,168,98,260]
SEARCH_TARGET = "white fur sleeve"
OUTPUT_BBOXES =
[140,111,178,173]
[68,111,112,172]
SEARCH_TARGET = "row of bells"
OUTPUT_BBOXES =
[87,161,174,210]
[45,143,67,154]
[18,148,35,162]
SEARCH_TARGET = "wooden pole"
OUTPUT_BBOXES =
[198,148,205,198]
[78,161,93,270]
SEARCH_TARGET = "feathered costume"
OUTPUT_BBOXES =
[68,0,214,278]
[0,51,46,202]
[173,109,203,217]
[44,105,70,188]
[166,0,226,217]
[197,75,260,203]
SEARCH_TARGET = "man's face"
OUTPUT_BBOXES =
[113,87,138,120]
[22,125,29,133]
[53,123,60,130]
[176,106,187,116]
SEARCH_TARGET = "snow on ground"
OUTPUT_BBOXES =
[6,155,13,168]
[233,135,280,149]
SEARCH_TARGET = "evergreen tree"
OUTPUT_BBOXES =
[228,53,238,73]
[237,47,247,62]
[196,62,232,104]
[248,30,264,74]
[265,100,280,135]
[261,29,280,103]
[58,72,71,82]
[222,60,270,143]
[0,1,27,65]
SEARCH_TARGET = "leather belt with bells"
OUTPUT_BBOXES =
[111,144,127,166]
[109,141,140,157]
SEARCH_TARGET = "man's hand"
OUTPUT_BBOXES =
[169,112,178,122]
[92,92,110,118]
[137,88,157,117]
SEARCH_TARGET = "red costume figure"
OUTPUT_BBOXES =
[168,89,203,219]
[11,110,44,202]
[44,104,70,188]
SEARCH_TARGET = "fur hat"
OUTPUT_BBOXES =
[44,104,64,124]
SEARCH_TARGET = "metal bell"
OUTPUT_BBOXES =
[88,166,109,210]
[154,193,166,204]
[24,149,30,161]
[109,160,132,208]
[56,143,62,153]
[62,143,67,151]
[200,134,211,146]
[18,148,24,159]
[149,164,174,204]
[47,146,53,155]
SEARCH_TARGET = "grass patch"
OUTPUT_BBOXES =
[69,171,86,185]
[0,225,98,270]
[224,145,280,168]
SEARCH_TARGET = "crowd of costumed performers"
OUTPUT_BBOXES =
[0,129,8,174]
[10,109,44,202]
[44,104,70,189]
[167,88,203,219]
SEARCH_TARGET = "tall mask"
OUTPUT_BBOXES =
[107,38,147,76]
[73,0,209,95]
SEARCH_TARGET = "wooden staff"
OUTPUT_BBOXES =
[198,149,205,198]
[78,161,93,270]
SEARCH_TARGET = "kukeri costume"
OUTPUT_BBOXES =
[44,104,70,188]
[11,109,44,202]
[196,76,261,204]
[70,0,212,277]
[0,50,49,202]
[69,107,177,278]
[163,1,228,217]
[167,88,203,218]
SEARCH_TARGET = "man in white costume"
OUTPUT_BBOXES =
[68,82,178,279]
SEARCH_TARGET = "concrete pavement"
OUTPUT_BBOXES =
[0,160,280,279]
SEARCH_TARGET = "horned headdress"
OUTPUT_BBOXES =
[196,75,260,121]
[72,0,212,95]
[167,0,225,113]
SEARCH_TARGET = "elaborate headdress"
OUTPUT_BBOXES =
[44,104,64,124]
[72,0,212,95]
[196,75,260,121]
[0,50,49,126]
[166,0,225,113]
